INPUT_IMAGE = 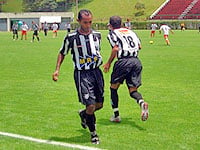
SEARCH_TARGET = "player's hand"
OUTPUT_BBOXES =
[52,71,59,81]
[103,63,110,73]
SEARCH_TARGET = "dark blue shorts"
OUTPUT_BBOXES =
[111,57,142,88]
[74,68,104,106]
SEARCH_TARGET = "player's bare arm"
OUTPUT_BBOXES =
[52,53,65,81]
[103,45,118,73]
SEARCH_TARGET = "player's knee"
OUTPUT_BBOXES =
[130,91,143,101]
[86,104,96,114]
[95,103,103,111]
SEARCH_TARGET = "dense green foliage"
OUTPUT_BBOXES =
[0,30,200,149]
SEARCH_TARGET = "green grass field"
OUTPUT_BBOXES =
[0,29,200,150]
[1,0,23,12]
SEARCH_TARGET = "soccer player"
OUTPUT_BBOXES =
[12,22,18,40]
[124,18,131,30]
[180,22,185,31]
[66,22,71,33]
[159,24,174,45]
[43,21,49,36]
[52,9,104,144]
[150,23,158,37]
[31,21,40,42]
[103,16,149,123]
[21,22,28,40]
[52,22,58,38]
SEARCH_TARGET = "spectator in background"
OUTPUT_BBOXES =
[52,22,58,38]
[150,23,158,37]
[21,22,29,40]
[43,21,49,36]
[124,18,132,30]
[12,22,18,40]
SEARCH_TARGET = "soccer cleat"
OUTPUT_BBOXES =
[78,110,87,129]
[91,134,100,144]
[110,115,121,123]
[141,102,149,121]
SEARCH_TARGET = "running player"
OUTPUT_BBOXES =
[103,16,149,123]
[31,21,40,42]
[21,22,28,40]
[43,21,49,36]
[52,22,58,38]
[52,9,104,144]
[159,24,174,45]
[12,22,18,40]
[150,23,158,37]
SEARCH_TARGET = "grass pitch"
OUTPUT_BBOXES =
[0,30,200,150]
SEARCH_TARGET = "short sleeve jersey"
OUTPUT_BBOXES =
[107,28,141,59]
[60,30,103,71]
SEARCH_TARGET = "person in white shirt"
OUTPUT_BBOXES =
[150,23,158,37]
[21,22,29,40]
[159,24,174,45]
[52,22,59,38]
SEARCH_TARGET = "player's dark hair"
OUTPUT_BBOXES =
[78,9,92,20]
[109,16,121,29]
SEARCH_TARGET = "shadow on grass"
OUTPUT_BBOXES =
[49,129,90,144]
[98,117,146,131]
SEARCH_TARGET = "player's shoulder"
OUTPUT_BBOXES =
[92,30,101,35]
[92,30,101,38]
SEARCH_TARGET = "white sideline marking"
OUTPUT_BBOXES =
[0,131,103,150]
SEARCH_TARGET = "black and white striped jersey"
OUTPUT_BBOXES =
[32,24,39,31]
[60,30,103,71]
[107,28,141,59]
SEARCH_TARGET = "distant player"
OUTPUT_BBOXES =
[103,16,149,123]
[52,22,58,38]
[31,21,40,42]
[12,22,18,40]
[198,24,200,33]
[21,22,28,40]
[180,23,185,31]
[66,22,71,33]
[43,21,49,36]
[159,24,174,45]
[150,23,158,37]
[124,18,131,30]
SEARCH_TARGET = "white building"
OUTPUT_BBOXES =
[0,12,74,31]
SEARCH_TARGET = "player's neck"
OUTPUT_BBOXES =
[78,27,92,35]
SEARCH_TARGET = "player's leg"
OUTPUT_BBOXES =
[85,104,99,144]
[13,30,15,40]
[127,58,149,121]
[164,35,170,45]
[25,32,27,40]
[110,83,121,122]
[74,70,99,144]
[109,59,128,122]
[129,87,148,121]
[32,32,35,42]
[36,31,40,41]
[16,31,18,40]
[21,31,23,40]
